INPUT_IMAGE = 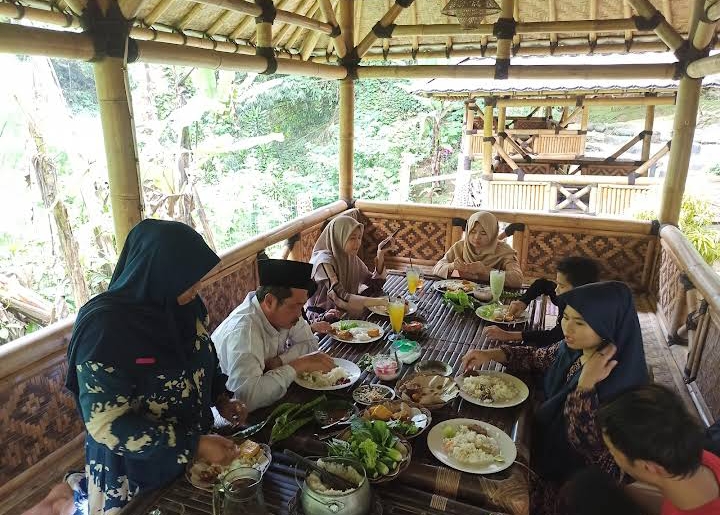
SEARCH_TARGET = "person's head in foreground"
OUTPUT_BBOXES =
[554,256,601,296]
[560,467,641,515]
[257,258,316,330]
[599,384,707,486]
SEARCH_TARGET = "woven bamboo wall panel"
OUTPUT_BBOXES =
[0,359,84,487]
[532,135,584,156]
[523,229,652,291]
[695,320,720,421]
[200,256,258,332]
[487,182,548,211]
[496,163,553,174]
[582,163,638,176]
[512,118,550,130]
[657,245,682,332]
[596,185,652,216]
[298,222,325,263]
[359,215,450,269]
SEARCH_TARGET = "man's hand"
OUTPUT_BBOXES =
[310,321,333,334]
[197,434,237,465]
[290,351,335,374]
[216,396,248,426]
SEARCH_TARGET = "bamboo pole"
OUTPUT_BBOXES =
[0,23,95,60]
[641,104,655,161]
[589,0,598,46]
[355,63,677,80]
[94,58,143,250]
[355,2,407,58]
[687,53,720,78]
[482,103,494,179]
[286,2,321,49]
[338,0,354,202]
[389,18,638,37]
[495,0,514,78]
[192,0,334,34]
[144,0,175,25]
[318,0,346,57]
[496,96,676,107]
[492,173,661,185]
[625,0,685,51]
[606,132,645,161]
[634,141,670,177]
[497,106,507,149]
[548,0,557,47]
[0,2,81,28]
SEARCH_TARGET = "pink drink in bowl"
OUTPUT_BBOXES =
[372,354,401,381]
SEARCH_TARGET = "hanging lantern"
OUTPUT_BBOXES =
[441,0,501,29]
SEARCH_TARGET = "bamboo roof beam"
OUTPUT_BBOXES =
[119,0,146,19]
[495,96,676,107]
[690,1,720,51]
[548,0,557,48]
[272,0,312,46]
[356,63,677,80]
[634,141,670,177]
[318,0,346,57]
[588,0,597,46]
[494,0,514,79]
[192,0,334,35]
[623,1,632,47]
[132,26,256,53]
[687,53,720,77]
[178,4,204,30]
[355,1,413,58]
[0,21,94,60]
[512,1,520,49]
[625,0,685,51]
[144,0,174,26]
[285,2,320,49]
[0,2,81,28]
[390,19,639,37]
[60,0,85,16]
[207,11,232,34]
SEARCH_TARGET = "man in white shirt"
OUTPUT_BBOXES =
[213,259,335,412]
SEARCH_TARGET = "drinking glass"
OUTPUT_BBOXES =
[387,296,405,341]
[489,269,506,304]
[406,267,422,300]
[213,467,267,515]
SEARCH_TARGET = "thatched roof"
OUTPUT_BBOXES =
[408,54,720,99]
[6,0,713,63]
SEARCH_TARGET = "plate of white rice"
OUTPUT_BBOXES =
[427,419,517,474]
[295,358,361,391]
[455,370,529,408]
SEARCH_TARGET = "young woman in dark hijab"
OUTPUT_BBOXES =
[461,281,648,515]
[65,220,247,514]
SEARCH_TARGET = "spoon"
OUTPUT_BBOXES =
[231,419,268,439]
[319,412,354,430]
[283,449,357,491]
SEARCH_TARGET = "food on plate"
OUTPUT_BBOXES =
[401,321,424,334]
[331,323,383,342]
[472,288,493,302]
[441,280,477,292]
[326,419,410,480]
[476,303,525,323]
[397,374,458,408]
[442,424,505,465]
[443,290,475,314]
[190,439,266,485]
[336,330,353,340]
[300,367,351,387]
[461,375,518,404]
[353,384,395,405]
[414,360,452,377]
[269,396,326,444]
[367,328,381,338]
[306,459,364,495]
[357,353,374,372]
[363,401,428,437]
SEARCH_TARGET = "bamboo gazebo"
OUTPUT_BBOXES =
[2,0,720,513]
[409,54,701,215]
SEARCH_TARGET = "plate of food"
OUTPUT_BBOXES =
[433,279,479,293]
[427,419,517,475]
[187,440,272,491]
[368,299,418,317]
[395,373,459,411]
[352,384,396,405]
[475,303,529,325]
[295,358,361,391]
[362,400,431,439]
[329,320,384,343]
[455,370,529,408]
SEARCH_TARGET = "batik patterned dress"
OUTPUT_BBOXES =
[76,319,226,514]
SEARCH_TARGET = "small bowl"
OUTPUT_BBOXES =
[401,321,424,336]
[414,360,452,377]
[352,384,396,405]
[313,399,358,426]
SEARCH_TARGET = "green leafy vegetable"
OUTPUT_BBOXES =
[476,302,502,319]
[442,425,457,438]
[443,290,474,313]
[388,419,419,436]
[269,395,326,444]
[357,353,374,372]
[339,320,359,331]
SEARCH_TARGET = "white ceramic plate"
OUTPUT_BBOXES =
[367,300,418,317]
[427,419,517,475]
[330,320,385,344]
[186,443,272,491]
[294,358,361,391]
[433,279,479,293]
[475,304,529,325]
[455,370,529,408]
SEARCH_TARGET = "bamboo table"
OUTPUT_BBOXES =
[122,273,544,515]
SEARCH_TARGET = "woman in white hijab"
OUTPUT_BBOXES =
[433,211,524,288]
[307,216,394,320]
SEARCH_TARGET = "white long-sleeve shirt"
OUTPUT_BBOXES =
[212,292,319,412]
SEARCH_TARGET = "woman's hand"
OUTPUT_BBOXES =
[452,259,468,274]
[507,300,528,316]
[377,235,395,256]
[197,434,237,465]
[460,348,506,373]
[216,395,248,426]
[464,261,490,276]
[483,326,521,342]
[578,343,618,391]
[322,308,343,324]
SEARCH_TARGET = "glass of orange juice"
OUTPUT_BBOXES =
[406,267,422,300]
[387,296,405,341]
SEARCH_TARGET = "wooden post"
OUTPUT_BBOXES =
[497,106,507,149]
[91,1,143,250]
[338,0,354,202]
[482,102,494,179]
[641,104,655,162]
[579,105,589,156]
